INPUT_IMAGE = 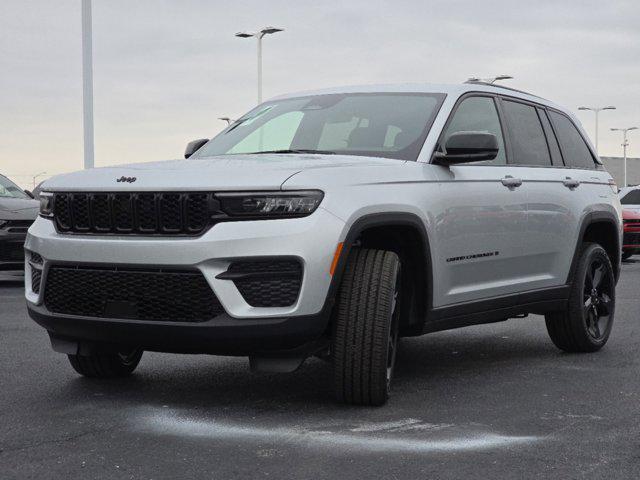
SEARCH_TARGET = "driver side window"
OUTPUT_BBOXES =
[442,96,506,165]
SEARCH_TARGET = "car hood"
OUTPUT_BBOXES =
[0,197,39,220]
[42,154,400,192]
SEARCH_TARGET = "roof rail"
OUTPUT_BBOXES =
[463,80,547,101]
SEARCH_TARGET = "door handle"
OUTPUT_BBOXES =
[501,176,523,188]
[562,177,580,189]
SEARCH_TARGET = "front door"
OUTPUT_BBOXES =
[429,95,529,308]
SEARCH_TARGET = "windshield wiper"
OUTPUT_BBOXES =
[248,149,336,155]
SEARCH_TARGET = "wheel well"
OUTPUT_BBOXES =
[356,224,429,334]
[582,221,620,279]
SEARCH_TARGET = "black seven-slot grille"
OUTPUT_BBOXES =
[53,192,217,235]
[217,259,303,308]
[44,266,224,322]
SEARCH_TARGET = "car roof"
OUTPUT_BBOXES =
[269,82,565,112]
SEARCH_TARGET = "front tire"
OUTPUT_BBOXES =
[68,348,143,378]
[545,243,615,353]
[332,248,401,406]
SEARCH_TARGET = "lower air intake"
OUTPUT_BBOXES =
[44,266,224,322]
[225,259,303,308]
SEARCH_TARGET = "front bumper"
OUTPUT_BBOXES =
[25,208,346,354]
[27,303,329,355]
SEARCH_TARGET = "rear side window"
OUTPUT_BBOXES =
[548,111,596,170]
[621,190,640,205]
[501,100,551,166]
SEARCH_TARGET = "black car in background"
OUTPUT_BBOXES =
[0,174,38,272]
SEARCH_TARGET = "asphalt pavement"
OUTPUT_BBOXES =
[1,261,640,479]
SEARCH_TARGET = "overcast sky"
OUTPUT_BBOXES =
[1,0,639,187]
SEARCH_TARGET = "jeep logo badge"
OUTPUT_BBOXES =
[116,176,137,183]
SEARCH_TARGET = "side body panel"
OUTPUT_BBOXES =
[427,164,529,306]
[523,166,618,289]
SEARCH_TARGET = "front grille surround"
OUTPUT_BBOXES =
[52,192,220,236]
[43,265,225,322]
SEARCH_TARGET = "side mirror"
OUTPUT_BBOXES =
[24,190,34,199]
[433,131,499,166]
[184,138,209,159]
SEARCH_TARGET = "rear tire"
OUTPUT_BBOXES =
[68,348,143,378]
[622,250,635,261]
[545,243,615,353]
[332,248,401,406]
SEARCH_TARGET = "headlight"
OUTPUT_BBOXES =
[217,190,323,218]
[39,192,54,217]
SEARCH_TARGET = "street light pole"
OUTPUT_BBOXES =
[611,127,638,187]
[578,106,616,155]
[235,27,283,104]
[81,0,94,169]
[32,172,47,189]
[257,34,262,104]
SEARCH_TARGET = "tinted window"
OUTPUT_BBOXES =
[621,190,640,205]
[502,100,551,166]
[538,109,564,166]
[442,96,506,165]
[548,111,596,169]
[194,93,445,161]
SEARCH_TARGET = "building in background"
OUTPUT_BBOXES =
[600,157,640,187]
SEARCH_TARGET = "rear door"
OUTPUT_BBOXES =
[498,98,579,289]
[499,97,604,290]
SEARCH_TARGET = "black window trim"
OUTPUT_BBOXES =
[432,91,601,171]
[546,108,601,170]
[537,107,566,167]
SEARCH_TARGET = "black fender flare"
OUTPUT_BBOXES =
[567,210,622,284]
[320,212,433,332]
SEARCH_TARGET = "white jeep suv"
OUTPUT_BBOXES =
[26,83,622,405]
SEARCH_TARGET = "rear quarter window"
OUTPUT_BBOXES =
[548,111,596,169]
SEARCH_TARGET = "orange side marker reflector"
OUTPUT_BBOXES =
[330,242,344,276]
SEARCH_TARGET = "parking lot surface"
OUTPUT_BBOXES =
[1,261,640,479]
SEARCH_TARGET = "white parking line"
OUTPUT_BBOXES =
[137,409,540,454]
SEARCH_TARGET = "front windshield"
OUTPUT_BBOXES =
[0,175,28,199]
[194,92,445,161]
